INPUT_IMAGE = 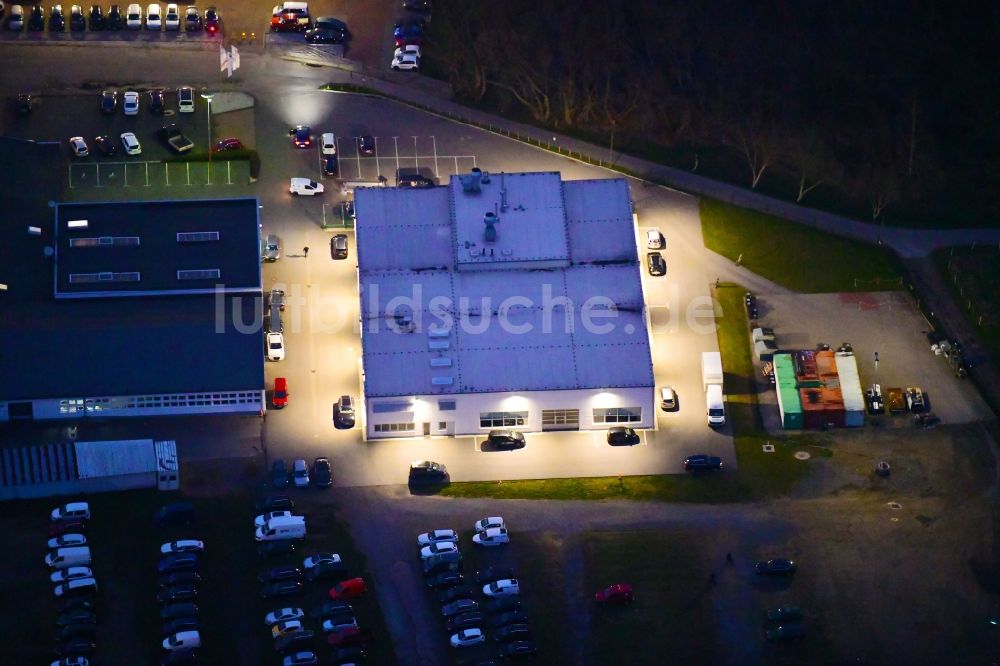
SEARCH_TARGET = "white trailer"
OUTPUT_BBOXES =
[701,352,723,391]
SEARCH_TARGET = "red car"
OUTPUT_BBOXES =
[49,521,87,538]
[213,137,243,152]
[329,577,367,600]
[327,626,373,647]
[595,583,634,605]
[272,378,288,409]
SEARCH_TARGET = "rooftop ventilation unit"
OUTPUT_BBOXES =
[483,211,498,243]
[177,231,221,243]
[430,357,452,367]
[67,220,89,230]
[432,376,454,386]
[461,167,483,193]
[177,269,221,280]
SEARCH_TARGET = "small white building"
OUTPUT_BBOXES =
[354,171,655,440]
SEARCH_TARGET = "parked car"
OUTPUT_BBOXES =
[484,596,522,614]
[159,571,201,587]
[271,460,289,488]
[164,1,178,29]
[474,516,505,532]
[607,426,640,446]
[157,584,198,604]
[256,495,294,512]
[646,252,666,276]
[51,502,90,522]
[177,86,194,112]
[450,628,485,648]
[49,534,86,549]
[321,614,358,633]
[57,597,94,614]
[161,540,204,555]
[684,455,723,472]
[391,47,420,71]
[49,521,86,538]
[304,26,341,43]
[266,332,285,360]
[69,136,89,157]
[274,630,314,653]
[213,137,243,152]
[88,3,105,28]
[447,611,484,633]
[472,527,509,547]
[261,580,304,598]
[54,578,98,597]
[162,617,199,636]
[120,131,141,155]
[51,566,94,584]
[282,652,318,666]
[183,3,198,30]
[309,600,352,619]
[766,605,804,622]
[55,608,97,627]
[646,228,666,249]
[202,4,216,33]
[425,571,463,591]
[476,566,516,585]
[329,577,367,600]
[292,459,309,487]
[312,458,332,487]
[421,541,459,560]
[107,3,123,28]
[55,638,95,656]
[158,554,198,574]
[28,4,44,30]
[442,598,479,617]
[265,607,305,626]
[69,5,85,29]
[483,579,519,597]
[437,584,477,604]
[50,4,64,30]
[418,529,458,547]
[95,135,117,156]
[271,619,303,638]
[123,90,139,114]
[148,88,165,114]
[322,155,338,177]
[330,234,348,259]
[255,511,292,528]
[154,502,194,527]
[160,602,198,620]
[499,640,538,658]
[491,610,528,629]
[258,540,297,558]
[494,623,531,643]
[54,621,97,642]
[755,558,796,576]
[303,553,341,570]
[660,386,678,411]
[357,135,375,155]
[485,430,525,450]
[334,395,355,428]
[595,583,634,605]
[272,377,289,408]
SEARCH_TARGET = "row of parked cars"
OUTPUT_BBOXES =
[390,16,424,70]
[3,3,219,32]
[47,502,100,664]
[417,518,539,659]
[156,538,206,664]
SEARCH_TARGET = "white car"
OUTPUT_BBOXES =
[391,49,420,71]
[449,628,485,648]
[292,459,309,488]
[267,332,285,361]
[145,3,160,29]
[123,91,139,115]
[417,529,458,547]
[473,516,504,532]
[69,136,89,157]
[264,607,304,626]
[394,44,421,60]
[50,566,93,584]
[54,578,98,597]
[50,657,91,666]
[271,619,303,639]
[289,177,324,196]
[51,502,90,522]
[126,3,142,29]
[472,527,509,547]
[161,540,205,555]
[48,534,87,549]
[646,228,665,250]
[321,132,337,156]
[255,511,292,528]
[120,132,142,155]
[420,541,458,560]
[321,615,359,633]
[162,630,201,651]
[164,2,179,29]
[482,578,519,597]
[177,86,194,113]
[303,553,341,569]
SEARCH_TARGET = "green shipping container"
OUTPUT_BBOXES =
[774,354,803,429]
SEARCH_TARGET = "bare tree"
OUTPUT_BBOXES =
[736,120,780,189]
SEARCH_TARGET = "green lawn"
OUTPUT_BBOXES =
[700,199,902,293]
[932,246,1000,368]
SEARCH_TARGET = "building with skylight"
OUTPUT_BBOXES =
[354,170,654,439]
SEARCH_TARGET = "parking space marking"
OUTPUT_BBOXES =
[68,160,238,189]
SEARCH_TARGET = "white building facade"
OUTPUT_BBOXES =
[355,171,655,440]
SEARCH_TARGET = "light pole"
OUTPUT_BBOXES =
[201,92,215,185]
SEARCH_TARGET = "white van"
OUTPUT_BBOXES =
[163,630,201,651]
[46,546,92,569]
[145,3,160,29]
[51,501,90,522]
[9,4,25,30]
[706,384,726,427]
[255,515,306,541]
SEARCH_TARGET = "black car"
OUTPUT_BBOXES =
[607,426,640,446]
[16,94,33,114]
[499,639,538,659]
[403,0,431,11]
[330,234,348,260]
[312,457,332,488]
[55,608,96,627]
[160,571,202,587]
[28,4,44,30]
[745,292,760,319]
[184,5,200,30]
[100,90,116,114]
[261,580,304,598]
[157,584,199,604]
[306,560,347,582]
[149,89,165,114]
[330,645,366,663]
[258,539,296,558]
[161,648,200,666]
[289,125,311,148]
[158,553,198,574]
[446,611,484,633]
[437,584,476,604]
[88,4,104,29]
[491,610,528,629]
[203,6,218,34]
[683,454,723,472]
[160,602,199,620]
[53,620,97,641]
[484,597,522,614]
[646,252,666,276]
[304,27,343,44]
[755,558,796,576]
[425,571,464,590]
[162,617,199,636]
[57,597,94,614]
[309,600,352,619]
[271,459,289,488]
[258,566,303,584]
[155,501,194,527]
[273,630,314,653]
[70,5,85,29]
[107,3,123,28]
[476,566,516,586]
[322,154,338,177]
[56,638,96,656]
[256,495,295,512]
[357,135,375,155]
[494,623,532,643]
[314,15,346,33]
[396,172,435,188]
[334,395,355,428]
[50,4,64,30]
[485,430,526,451]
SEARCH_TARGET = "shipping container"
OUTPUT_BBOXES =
[794,350,821,387]
[774,354,803,429]
[821,387,845,428]
[816,350,838,377]
[799,388,826,429]
[834,352,865,427]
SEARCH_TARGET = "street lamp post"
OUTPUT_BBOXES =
[201,92,215,185]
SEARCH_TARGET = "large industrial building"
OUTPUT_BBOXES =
[355,170,655,440]
[0,196,266,422]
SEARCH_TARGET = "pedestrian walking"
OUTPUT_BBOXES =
[303,246,309,257]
